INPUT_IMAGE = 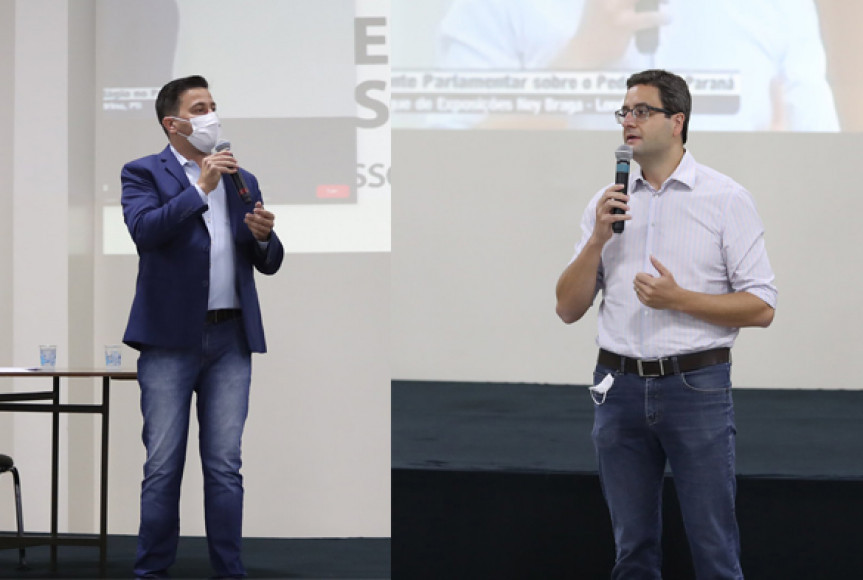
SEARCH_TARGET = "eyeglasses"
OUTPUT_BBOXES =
[614,104,674,124]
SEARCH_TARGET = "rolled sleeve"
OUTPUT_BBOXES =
[723,191,777,309]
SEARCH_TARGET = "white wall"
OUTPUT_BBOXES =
[10,0,71,534]
[0,0,390,540]
[0,0,15,530]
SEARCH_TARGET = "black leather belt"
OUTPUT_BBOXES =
[205,309,242,324]
[597,347,730,378]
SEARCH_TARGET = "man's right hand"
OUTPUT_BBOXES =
[591,184,631,244]
[197,150,239,194]
[555,0,670,69]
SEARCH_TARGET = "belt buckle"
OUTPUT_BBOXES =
[636,358,664,378]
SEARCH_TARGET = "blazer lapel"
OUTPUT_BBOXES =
[223,174,246,239]
[158,145,192,190]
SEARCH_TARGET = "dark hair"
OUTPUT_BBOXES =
[626,69,691,144]
[155,75,209,135]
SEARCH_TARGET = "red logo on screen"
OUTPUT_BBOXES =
[316,185,350,199]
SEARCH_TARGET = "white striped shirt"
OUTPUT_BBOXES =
[571,150,777,359]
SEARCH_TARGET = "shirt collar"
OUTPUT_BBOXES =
[634,149,696,192]
[169,144,195,169]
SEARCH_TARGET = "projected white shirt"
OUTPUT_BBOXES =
[570,151,778,359]
[433,0,839,132]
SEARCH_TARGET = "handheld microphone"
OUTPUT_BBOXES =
[635,0,660,55]
[612,145,633,234]
[215,139,252,204]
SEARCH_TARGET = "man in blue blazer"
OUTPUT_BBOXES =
[121,75,283,579]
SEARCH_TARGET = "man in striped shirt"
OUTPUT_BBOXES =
[556,69,777,579]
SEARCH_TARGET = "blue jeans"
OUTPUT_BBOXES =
[134,318,251,579]
[592,362,742,580]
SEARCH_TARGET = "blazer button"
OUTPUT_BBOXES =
[202,280,208,287]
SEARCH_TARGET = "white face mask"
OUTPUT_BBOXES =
[172,111,221,153]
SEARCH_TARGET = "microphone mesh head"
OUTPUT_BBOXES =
[615,144,633,161]
[215,139,231,152]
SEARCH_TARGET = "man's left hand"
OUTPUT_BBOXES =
[244,202,275,242]
[634,256,681,310]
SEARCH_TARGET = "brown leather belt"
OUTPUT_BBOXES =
[205,309,242,324]
[597,347,730,378]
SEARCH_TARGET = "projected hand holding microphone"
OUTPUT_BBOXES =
[634,0,660,55]
[545,0,666,68]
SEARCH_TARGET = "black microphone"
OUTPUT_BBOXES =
[612,145,633,234]
[635,0,660,55]
[215,139,252,204]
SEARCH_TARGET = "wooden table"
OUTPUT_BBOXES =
[0,368,137,569]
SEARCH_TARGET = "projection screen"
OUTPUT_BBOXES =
[98,0,390,255]
[393,0,858,133]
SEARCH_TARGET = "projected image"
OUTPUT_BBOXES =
[97,0,355,206]
[393,0,850,132]
[97,0,390,254]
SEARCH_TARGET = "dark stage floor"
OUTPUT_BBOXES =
[0,535,390,579]
[393,380,863,478]
[392,380,863,579]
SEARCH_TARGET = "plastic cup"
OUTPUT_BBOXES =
[104,345,122,368]
[39,345,57,369]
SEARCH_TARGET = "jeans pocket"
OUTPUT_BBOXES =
[680,362,732,392]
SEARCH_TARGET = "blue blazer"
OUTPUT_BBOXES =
[121,145,284,353]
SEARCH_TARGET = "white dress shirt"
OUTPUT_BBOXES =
[570,150,777,359]
[170,146,240,311]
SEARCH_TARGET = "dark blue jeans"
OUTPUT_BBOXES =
[592,362,742,580]
[134,318,251,579]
